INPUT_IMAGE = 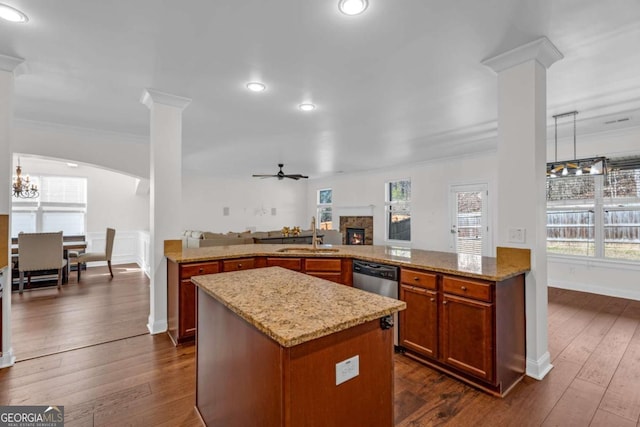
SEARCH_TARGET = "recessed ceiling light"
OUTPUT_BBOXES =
[0,3,28,23]
[338,0,368,15]
[246,82,266,92]
[299,103,316,112]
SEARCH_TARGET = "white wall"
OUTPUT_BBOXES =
[14,119,149,179]
[306,152,498,253]
[182,174,309,232]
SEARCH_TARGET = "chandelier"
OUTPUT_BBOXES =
[12,162,39,198]
[547,111,607,178]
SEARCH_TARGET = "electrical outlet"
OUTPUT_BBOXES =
[508,227,526,243]
[335,355,359,385]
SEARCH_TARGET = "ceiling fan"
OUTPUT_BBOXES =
[252,163,309,180]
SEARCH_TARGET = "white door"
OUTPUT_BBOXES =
[450,184,489,256]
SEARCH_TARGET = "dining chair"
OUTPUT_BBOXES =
[72,228,115,281]
[17,231,67,293]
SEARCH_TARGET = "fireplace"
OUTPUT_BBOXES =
[346,227,365,245]
[340,216,373,245]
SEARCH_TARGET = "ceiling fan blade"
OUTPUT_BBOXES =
[252,174,276,178]
[284,174,308,180]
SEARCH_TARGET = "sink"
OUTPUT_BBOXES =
[276,247,340,253]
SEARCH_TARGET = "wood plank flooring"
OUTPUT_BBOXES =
[10,264,150,361]
[2,275,640,426]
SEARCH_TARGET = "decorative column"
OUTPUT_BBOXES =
[482,37,562,380]
[0,53,24,368]
[140,89,191,334]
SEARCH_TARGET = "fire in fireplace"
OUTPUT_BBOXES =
[346,227,365,245]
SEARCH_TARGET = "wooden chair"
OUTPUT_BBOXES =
[17,231,67,293]
[72,228,115,281]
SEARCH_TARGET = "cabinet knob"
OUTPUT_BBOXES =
[413,277,419,281]
[460,286,467,291]
[238,263,243,268]
[443,301,448,305]
[430,298,435,302]
[199,268,204,273]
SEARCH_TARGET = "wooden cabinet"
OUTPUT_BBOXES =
[167,260,220,344]
[304,258,343,284]
[399,283,438,358]
[168,255,353,346]
[399,268,525,396]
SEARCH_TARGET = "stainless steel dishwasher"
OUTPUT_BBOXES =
[352,259,400,345]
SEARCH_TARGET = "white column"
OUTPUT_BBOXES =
[483,37,562,380]
[140,89,191,335]
[0,53,24,368]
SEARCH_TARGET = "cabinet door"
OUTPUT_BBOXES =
[441,293,494,382]
[180,279,197,338]
[399,284,438,358]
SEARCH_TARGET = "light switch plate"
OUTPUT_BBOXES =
[508,227,526,243]
[336,355,359,385]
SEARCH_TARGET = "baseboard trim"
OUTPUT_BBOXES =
[0,349,16,369]
[550,280,640,301]
[147,317,168,335]
[526,351,553,380]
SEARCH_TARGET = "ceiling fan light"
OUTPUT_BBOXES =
[339,0,368,15]
[0,3,28,22]
[299,103,316,112]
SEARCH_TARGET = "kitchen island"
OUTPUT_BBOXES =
[192,267,406,427]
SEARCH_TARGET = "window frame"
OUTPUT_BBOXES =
[385,178,411,243]
[316,188,333,230]
[546,160,640,263]
[11,174,88,238]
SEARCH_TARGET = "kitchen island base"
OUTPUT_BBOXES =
[196,287,396,427]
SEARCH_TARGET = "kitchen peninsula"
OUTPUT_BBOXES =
[166,243,530,397]
[192,267,406,427]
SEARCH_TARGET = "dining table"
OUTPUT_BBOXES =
[11,238,88,284]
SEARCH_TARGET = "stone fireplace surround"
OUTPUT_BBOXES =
[339,216,373,245]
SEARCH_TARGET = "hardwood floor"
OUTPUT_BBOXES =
[10,263,150,361]
[2,277,639,426]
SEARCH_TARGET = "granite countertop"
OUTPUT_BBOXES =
[166,243,530,281]
[192,267,406,348]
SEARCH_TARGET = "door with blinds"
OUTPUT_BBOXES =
[450,184,488,256]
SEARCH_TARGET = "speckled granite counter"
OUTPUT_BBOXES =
[191,266,406,347]
[166,243,530,281]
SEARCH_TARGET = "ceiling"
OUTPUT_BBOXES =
[2,0,640,179]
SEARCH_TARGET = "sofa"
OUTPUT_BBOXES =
[182,229,343,248]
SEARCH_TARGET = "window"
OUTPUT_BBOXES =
[547,156,640,262]
[317,188,332,230]
[386,179,411,241]
[12,175,87,237]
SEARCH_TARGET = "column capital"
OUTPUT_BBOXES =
[482,36,563,73]
[140,89,191,111]
[0,53,25,74]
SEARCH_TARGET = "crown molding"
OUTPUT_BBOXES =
[0,53,25,74]
[482,36,563,73]
[140,89,191,110]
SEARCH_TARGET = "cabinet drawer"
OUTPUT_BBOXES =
[400,269,437,290]
[180,262,220,279]
[222,258,256,272]
[304,258,341,272]
[443,276,492,302]
[266,257,302,271]
[306,272,343,284]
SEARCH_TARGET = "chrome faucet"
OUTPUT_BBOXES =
[311,216,321,249]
